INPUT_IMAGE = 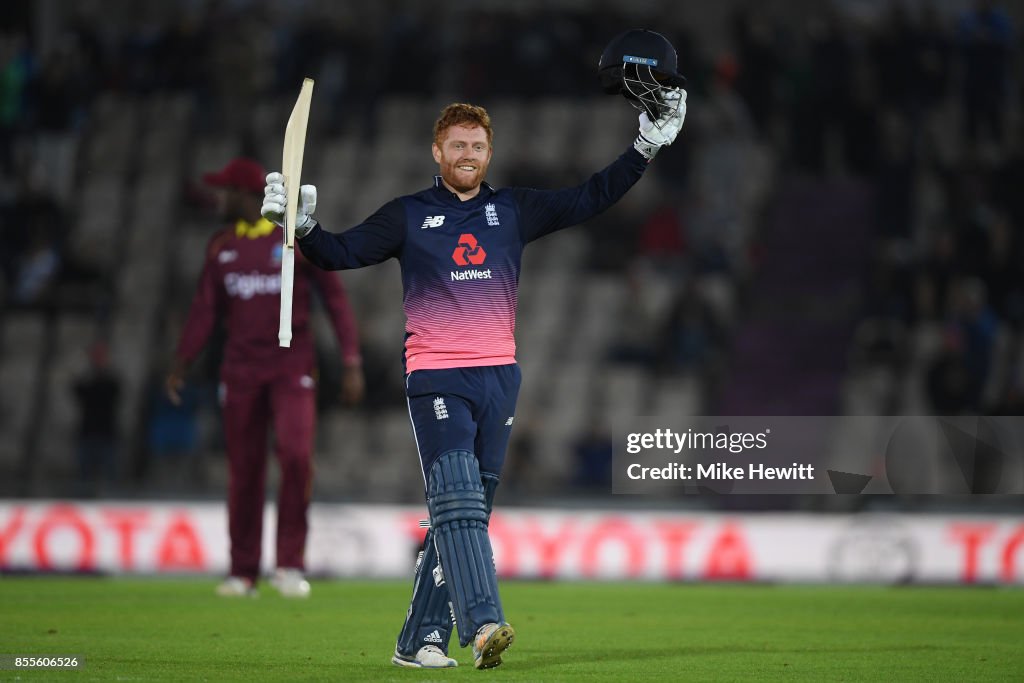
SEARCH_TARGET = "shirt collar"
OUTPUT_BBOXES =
[432,175,495,200]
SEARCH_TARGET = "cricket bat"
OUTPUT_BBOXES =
[278,78,314,348]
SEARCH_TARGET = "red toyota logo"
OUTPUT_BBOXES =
[452,233,487,266]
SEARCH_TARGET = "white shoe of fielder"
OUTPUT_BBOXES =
[391,645,458,669]
[215,576,257,598]
[270,568,311,598]
[472,622,515,670]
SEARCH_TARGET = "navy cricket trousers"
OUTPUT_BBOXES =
[405,363,521,482]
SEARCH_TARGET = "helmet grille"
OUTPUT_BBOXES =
[622,63,674,121]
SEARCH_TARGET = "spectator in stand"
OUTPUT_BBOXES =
[571,419,614,490]
[72,341,121,496]
[957,0,1013,146]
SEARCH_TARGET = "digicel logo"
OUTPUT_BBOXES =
[452,233,486,266]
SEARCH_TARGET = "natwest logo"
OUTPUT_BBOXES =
[452,233,486,266]
[451,268,492,282]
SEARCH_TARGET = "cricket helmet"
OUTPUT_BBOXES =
[598,29,687,120]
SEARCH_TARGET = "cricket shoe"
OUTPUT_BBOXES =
[391,645,457,669]
[472,622,515,670]
[270,568,311,598]
[215,576,257,598]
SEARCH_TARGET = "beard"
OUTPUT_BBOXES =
[440,157,488,193]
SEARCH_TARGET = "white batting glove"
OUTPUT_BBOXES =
[262,172,318,238]
[634,88,687,160]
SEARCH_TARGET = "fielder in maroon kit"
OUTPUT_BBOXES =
[167,157,364,598]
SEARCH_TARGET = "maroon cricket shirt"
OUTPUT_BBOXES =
[175,218,360,381]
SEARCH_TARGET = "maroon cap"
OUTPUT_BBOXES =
[202,157,267,194]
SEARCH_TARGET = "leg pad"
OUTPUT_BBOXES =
[395,527,454,656]
[428,450,503,647]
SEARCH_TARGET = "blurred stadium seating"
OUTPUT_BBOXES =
[1,0,1023,514]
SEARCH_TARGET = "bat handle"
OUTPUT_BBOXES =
[278,246,295,347]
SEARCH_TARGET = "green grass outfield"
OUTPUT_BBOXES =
[0,579,1021,682]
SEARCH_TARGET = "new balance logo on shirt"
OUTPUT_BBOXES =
[424,630,444,644]
[421,215,445,229]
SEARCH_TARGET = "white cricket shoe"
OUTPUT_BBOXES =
[472,622,515,670]
[270,568,311,598]
[215,576,257,598]
[391,645,457,669]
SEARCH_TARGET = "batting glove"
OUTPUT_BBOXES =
[262,172,318,238]
[634,88,687,160]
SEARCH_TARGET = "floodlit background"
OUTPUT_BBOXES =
[1,0,1022,582]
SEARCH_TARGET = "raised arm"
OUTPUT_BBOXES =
[514,88,686,243]
[262,173,406,270]
[513,147,648,243]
